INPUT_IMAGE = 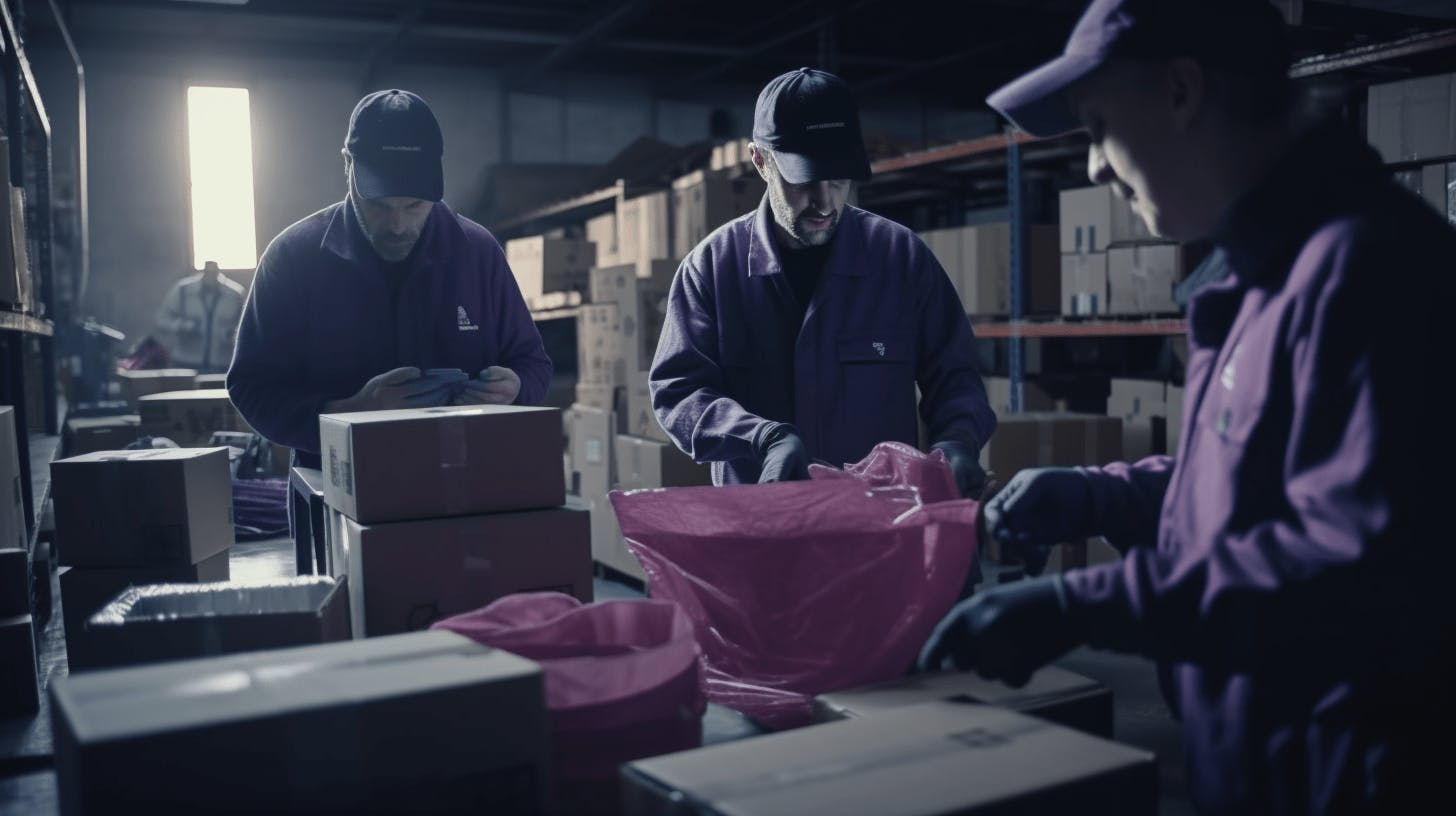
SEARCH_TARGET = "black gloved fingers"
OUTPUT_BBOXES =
[916,606,973,673]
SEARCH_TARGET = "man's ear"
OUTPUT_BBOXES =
[748,143,772,183]
[1166,57,1206,134]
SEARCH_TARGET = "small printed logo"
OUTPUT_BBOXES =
[806,122,846,130]
[457,305,479,332]
[872,342,886,358]
[381,144,423,152]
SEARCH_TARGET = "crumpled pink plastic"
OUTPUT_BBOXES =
[432,592,706,811]
[611,442,978,729]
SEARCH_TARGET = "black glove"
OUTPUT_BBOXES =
[931,439,988,499]
[916,575,1084,687]
[983,467,1096,575]
[753,421,810,483]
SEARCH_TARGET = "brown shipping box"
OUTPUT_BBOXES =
[63,415,141,457]
[587,211,618,266]
[577,303,625,388]
[614,435,711,490]
[1,407,25,552]
[1059,185,1152,254]
[1107,379,1169,461]
[50,448,234,568]
[672,169,766,258]
[1107,243,1185,315]
[957,223,1060,316]
[138,389,247,446]
[624,370,669,443]
[341,500,591,637]
[982,377,1055,418]
[319,405,565,524]
[616,191,671,275]
[50,631,551,814]
[573,383,624,423]
[622,701,1157,816]
[980,413,1122,480]
[1366,73,1455,164]
[504,236,596,301]
[589,263,672,372]
[61,550,230,671]
[116,369,199,410]
[1061,252,1109,316]
[813,665,1113,738]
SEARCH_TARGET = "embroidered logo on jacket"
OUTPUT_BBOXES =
[872,342,886,358]
[457,306,479,332]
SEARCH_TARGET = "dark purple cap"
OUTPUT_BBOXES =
[987,0,1290,137]
[753,68,872,184]
[344,89,445,201]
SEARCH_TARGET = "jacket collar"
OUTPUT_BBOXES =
[747,194,868,279]
[320,198,465,266]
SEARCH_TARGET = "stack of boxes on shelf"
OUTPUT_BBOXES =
[918,222,1061,318]
[318,404,591,637]
[1366,72,1456,224]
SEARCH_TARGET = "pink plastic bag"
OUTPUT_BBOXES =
[432,592,706,813]
[611,442,978,729]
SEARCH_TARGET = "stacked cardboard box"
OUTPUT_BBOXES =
[138,389,248,446]
[919,223,1060,316]
[1367,74,1456,220]
[505,236,596,303]
[50,447,235,670]
[1106,379,1173,461]
[709,138,753,172]
[671,168,765,258]
[586,211,618,266]
[62,415,140,457]
[616,191,672,279]
[318,405,590,637]
[1060,185,1192,316]
[116,369,199,411]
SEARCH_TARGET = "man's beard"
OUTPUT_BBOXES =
[769,186,839,248]
[349,193,422,262]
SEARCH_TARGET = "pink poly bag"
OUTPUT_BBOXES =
[432,592,706,814]
[610,442,978,730]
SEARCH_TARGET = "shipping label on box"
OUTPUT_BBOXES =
[1107,244,1184,315]
[980,412,1122,483]
[138,389,247,447]
[343,501,591,637]
[50,630,551,814]
[50,447,234,568]
[116,369,200,410]
[504,236,596,301]
[614,434,711,490]
[577,303,625,387]
[1059,185,1151,254]
[625,370,670,443]
[0,407,25,553]
[1061,252,1109,316]
[319,405,565,524]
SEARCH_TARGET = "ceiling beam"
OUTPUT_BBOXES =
[508,0,656,91]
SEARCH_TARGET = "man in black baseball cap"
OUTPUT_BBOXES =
[229,89,552,476]
[651,67,997,516]
[920,1,1456,811]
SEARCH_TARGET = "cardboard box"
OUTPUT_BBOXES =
[1107,379,1169,461]
[340,501,591,637]
[1059,185,1151,254]
[60,551,231,671]
[672,169,765,258]
[1366,73,1456,164]
[588,493,642,582]
[504,236,596,301]
[50,631,551,815]
[614,435,711,490]
[1,613,39,716]
[570,405,616,497]
[921,225,1059,317]
[982,377,1055,418]
[1107,243,1185,315]
[589,263,672,373]
[0,406,25,552]
[1167,385,1185,455]
[115,369,199,410]
[625,370,669,443]
[577,303,625,388]
[574,383,624,418]
[193,373,227,389]
[0,546,27,617]
[82,577,350,670]
[980,413,1122,481]
[319,405,565,524]
[813,666,1113,738]
[50,448,234,568]
[62,415,141,457]
[617,191,671,275]
[137,389,247,446]
[622,701,1157,815]
[1061,252,1109,316]
[587,211,619,266]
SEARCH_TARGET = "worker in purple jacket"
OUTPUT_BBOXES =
[228,90,551,470]
[919,1,1454,812]
[650,68,997,496]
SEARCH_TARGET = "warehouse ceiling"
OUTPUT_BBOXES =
[22,0,1456,106]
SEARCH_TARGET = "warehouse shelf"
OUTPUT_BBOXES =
[0,312,52,336]
[1290,26,1456,78]
[973,318,1186,339]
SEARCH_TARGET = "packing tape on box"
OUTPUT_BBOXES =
[437,415,470,514]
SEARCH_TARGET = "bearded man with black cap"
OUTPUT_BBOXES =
[650,68,996,499]
[228,90,551,470]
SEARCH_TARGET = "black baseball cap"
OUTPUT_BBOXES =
[344,89,445,201]
[987,0,1290,137]
[753,68,872,184]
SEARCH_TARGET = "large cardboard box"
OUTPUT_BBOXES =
[574,382,624,417]
[617,191,671,275]
[504,235,596,301]
[62,415,141,457]
[340,501,591,637]
[1107,379,1169,461]
[193,373,227,389]
[319,405,565,524]
[587,211,619,266]
[672,169,765,258]
[1059,185,1151,254]
[116,369,199,410]
[1061,252,1109,316]
[921,225,1060,317]
[622,701,1157,815]
[82,577,350,670]
[60,551,231,671]
[570,405,615,497]
[137,389,247,446]
[614,435,712,490]
[577,303,625,388]
[1366,73,1456,164]
[589,263,672,373]
[980,413,1122,481]
[1107,243,1185,315]
[982,377,1055,418]
[625,370,669,443]
[50,631,551,815]
[50,448,234,568]
[1,613,39,716]
[0,406,25,552]
[813,666,1113,738]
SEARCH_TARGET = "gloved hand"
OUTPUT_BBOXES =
[326,366,451,412]
[916,574,1085,687]
[753,421,810,483]
[983,467,1096,575]
[453,366,521,406]
[931,439,988,499]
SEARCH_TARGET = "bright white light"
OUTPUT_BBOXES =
[186,86,258,269]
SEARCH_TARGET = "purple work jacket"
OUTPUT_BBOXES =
[650,197,996,485]
[1064,124,1455,813]
[227,201,551,467]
